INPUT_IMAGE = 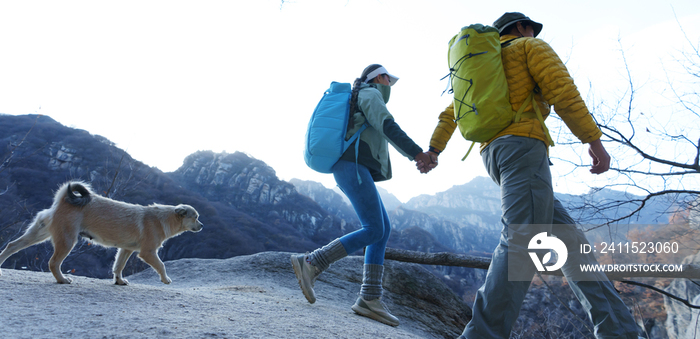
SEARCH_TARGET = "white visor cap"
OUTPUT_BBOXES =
[363,66,399,86]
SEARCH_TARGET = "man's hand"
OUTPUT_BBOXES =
[415,151,438,174]
[588,138,610,174]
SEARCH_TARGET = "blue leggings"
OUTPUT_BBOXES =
[332,160,391,265]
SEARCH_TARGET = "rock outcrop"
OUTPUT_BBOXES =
[665,251,700,339]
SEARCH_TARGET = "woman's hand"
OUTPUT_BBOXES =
[414,151,438,174]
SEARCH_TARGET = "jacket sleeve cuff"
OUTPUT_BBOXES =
[428,146,442,155]
[409,145,424,160]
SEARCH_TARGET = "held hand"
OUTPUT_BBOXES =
[427,151,438,169]
[414,151,438,174]
[588,139,611,174]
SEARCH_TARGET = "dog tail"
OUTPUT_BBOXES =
[65,182,91,207]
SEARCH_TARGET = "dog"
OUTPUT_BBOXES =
[0,181,203,285]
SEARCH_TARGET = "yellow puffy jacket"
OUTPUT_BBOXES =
[430,35,602,154]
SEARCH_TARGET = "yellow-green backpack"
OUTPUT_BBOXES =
[446,24,552,159]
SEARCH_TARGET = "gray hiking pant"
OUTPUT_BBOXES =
[459,136,639,339]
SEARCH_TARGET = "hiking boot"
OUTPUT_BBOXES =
[291,253,320,304]
[351,296,400,327]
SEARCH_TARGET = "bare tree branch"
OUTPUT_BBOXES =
[600,124,700,171]
[385,247,700,314]
[584,190,700,228]
[105,151,126,198]
[0,115,40,177]
[620,279,700,309]
[384,247,700,280]
[552,26,700,227]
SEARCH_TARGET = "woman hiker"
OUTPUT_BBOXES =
[291,64,433,327]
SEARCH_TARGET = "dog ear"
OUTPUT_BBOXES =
[175,206,188,217]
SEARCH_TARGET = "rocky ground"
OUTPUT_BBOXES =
[0,251,470,339]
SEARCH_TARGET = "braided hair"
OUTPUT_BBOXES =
[347,64,384,132]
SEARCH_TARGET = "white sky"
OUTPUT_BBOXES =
[1,0,699,203]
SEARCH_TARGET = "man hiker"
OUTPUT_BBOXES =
[421,12,642,339]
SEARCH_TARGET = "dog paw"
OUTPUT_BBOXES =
[57,277,73,284]
[162,277,172,284]
[114,278,129,286]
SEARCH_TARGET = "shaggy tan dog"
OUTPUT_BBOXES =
[0,181,203,285]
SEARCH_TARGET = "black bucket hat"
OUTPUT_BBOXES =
[493,12,543,37]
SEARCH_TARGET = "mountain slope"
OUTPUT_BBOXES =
[0,115,355,278]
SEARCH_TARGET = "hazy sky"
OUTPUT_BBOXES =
[1,0,699,202]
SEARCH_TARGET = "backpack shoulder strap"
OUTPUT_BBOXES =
[513,90,554,147]
[501,37,522,48]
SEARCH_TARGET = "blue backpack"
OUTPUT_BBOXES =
[304,82,367,175]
